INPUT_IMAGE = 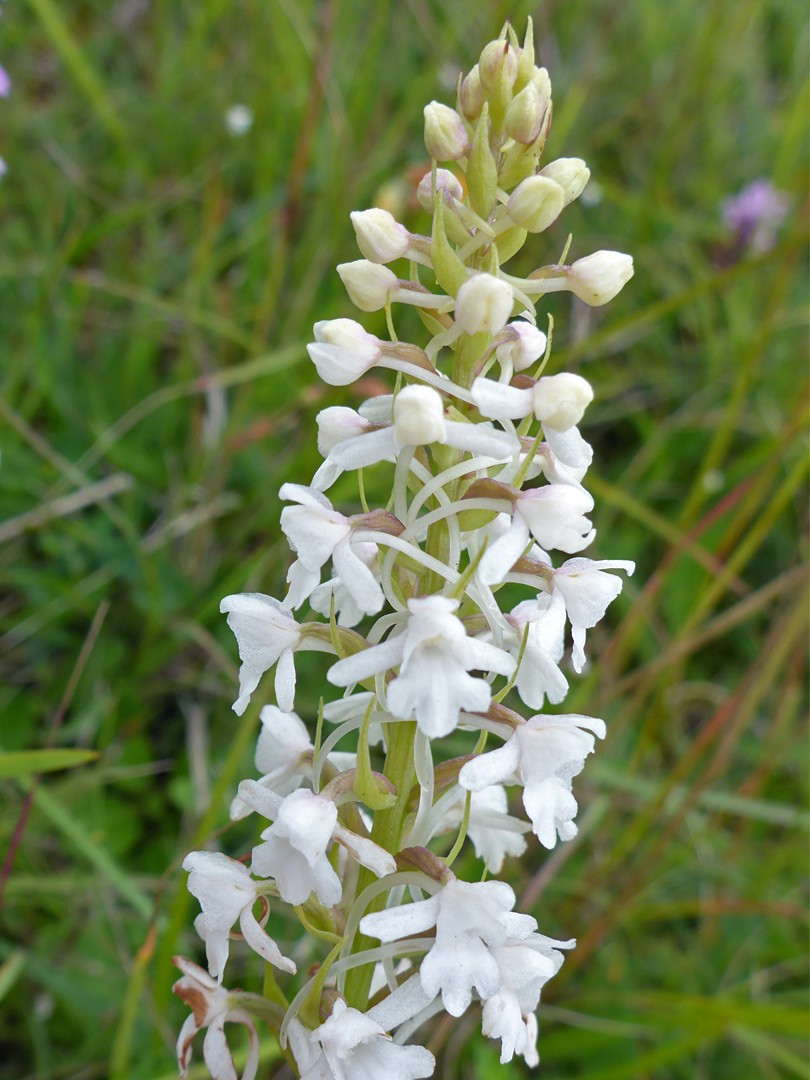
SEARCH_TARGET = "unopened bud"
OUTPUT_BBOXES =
[393,385,446,445]
[337,260,398,311]
[455,273,514,335]
[539,158,591,206]
[350,208,411,263]
[459,64,486,119]
[504,82,546,144]
[495,320,547,372]
[423,101,470,161]
[507,175,565,232]
[478,40,518,92]
[531,67,552,109]
[416,168,464,213]
[308,318,381,385]
[532,372,593,431]
[566,250,634,306]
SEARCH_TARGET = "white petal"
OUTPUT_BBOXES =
[367,972,437,1030]
[239,908,297,973]
[328,635,405,686]
[471,377,534,420]
[202,1020,238,1080]
[459,737,521,791]
[478,515,531,586]
[360,896,441,942]
[328,426,398,470]
[274,647,297,711]
[543,424,593,468]
[333,822,397,877]
[331,537,384,615]
[443,420,519,459]
[420,934,500,1016]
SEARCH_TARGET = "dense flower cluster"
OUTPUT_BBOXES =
[174,21,634,1079]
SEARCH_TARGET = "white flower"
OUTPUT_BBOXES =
[471,372,593,431]
[238,781,396,905]
[351,208,412,263]
[290,1000,435,1080]
[455,274,514,335]
[506,592,569,708]
[307,319,382,384]
[280,483,384,616]
[360,878,536,1017]
[478,485,595,585]
[494,320,547,375]
[229,706,312,820]
[173,957,261,1080]
[416,167,464,212]
[423,101,469,160]
[312,385,518,491]
[182,851,296,980]
[566,250,634,306]
[219,593,302,713]
[328,596,515,738]
[459,714,606,848]
[481,932,574,1065]
[551,557,635,671]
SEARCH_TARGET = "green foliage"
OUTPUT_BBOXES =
[1,1,807,1078]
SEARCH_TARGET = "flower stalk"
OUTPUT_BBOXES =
[174,19,635,1080]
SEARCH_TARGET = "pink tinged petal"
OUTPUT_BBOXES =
[367,972,438,1030]
[239,907,296,973]
[543,424,593,468]
[523,777,579,848]
[177,1012,200,1076]
[327,634,406,686]
[359,895,441,942]
[237,778,283,821]
[471,377,535,420]
[478,515,531,586]
[331,537,384,615]
[420,935,501,1016]
[317,406,371,456]
[0,66,9,97]
[459,737,521,791]
[274,647,297,711]
[442,420,519,459]
[333,822,397,877]
[202,1019,239,1080]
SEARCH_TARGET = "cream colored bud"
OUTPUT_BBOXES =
[503,82,546,144]
[455,273,514,334]
[350,209,411,263]
[532,373,594,431]
[337,260,398,311]
[495,320,547,372]
[393,384,447,446]
[423,101,470,161]
[507,176,565,233]
[531,66,552,108]
[416,168,464,213]
[539,158,591,206]
[566,251,634,306]
[478,40,518,92]
[459,65,486,119]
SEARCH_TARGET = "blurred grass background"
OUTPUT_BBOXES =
[0,0,807,1077]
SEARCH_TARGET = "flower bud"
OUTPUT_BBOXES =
[532,373,593,431]
[459,64,485,119]
[539,158,591,206]
[336,260,398,311]
[316,406,370,456]
[350,208,411,263]
[507,176,565,233]
[478,40,518,92]
[423,101,470,161]
[308,319,381,384]
[455,273,514,335]
[393,384,446,446]
[531,66,552,109]
[504,82,546,144]
[495,320,547,372]
[566,250,634,306]
[416,168,464,213]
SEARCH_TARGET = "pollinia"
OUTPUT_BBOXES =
[174,20,635,1080]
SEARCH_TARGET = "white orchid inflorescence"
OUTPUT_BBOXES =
[175,20,635,1079]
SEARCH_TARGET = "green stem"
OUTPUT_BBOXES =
[342,719,417,1009]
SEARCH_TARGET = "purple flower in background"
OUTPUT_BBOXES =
[722,179,789,253]
[0,64,9,97]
